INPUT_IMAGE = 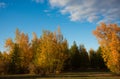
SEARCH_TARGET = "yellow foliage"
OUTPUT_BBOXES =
[93,23,120,74]
[35,28,68,73]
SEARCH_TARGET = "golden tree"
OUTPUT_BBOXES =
[93,23,120,74]
[5,29,33,73]
[35,27,68,74]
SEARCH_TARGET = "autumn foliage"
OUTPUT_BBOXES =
[0,27,107,75]
[93,23,120,74]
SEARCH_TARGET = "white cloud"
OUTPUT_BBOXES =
[33,0,44,3]
[49,0,120,23]
[88,16,99,23]
[0,2,6,8]
[49,0,69,7]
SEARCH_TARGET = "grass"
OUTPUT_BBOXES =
[0,72,120,79]
[36,77,120,79]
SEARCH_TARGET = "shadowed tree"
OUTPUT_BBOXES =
[79,44,89,68]
[70,41,80,70]
[8,44,21,74]
[1,52,10,74]
[96,47,107,69]
[89,48,97,68]
[0,51,4,74]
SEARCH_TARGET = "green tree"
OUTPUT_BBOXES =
[61,40,70,71]
[96,47,107,69]
[8,44,21,74]
[89,48,97,68]
[70,41,80,69]
[79,45,89,68]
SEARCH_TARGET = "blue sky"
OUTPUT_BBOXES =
[0,0,120,52]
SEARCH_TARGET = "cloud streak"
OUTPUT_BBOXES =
[49,0,120,23]
[0,2,6,8]
[32,0,44,3]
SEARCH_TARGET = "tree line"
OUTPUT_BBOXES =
[0,23,120,75]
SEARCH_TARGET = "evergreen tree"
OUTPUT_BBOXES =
[70,41,80,69]
[79,45,89,68]
[96,47,107,69]
[89,48,97,68]
[9,44,21,74]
